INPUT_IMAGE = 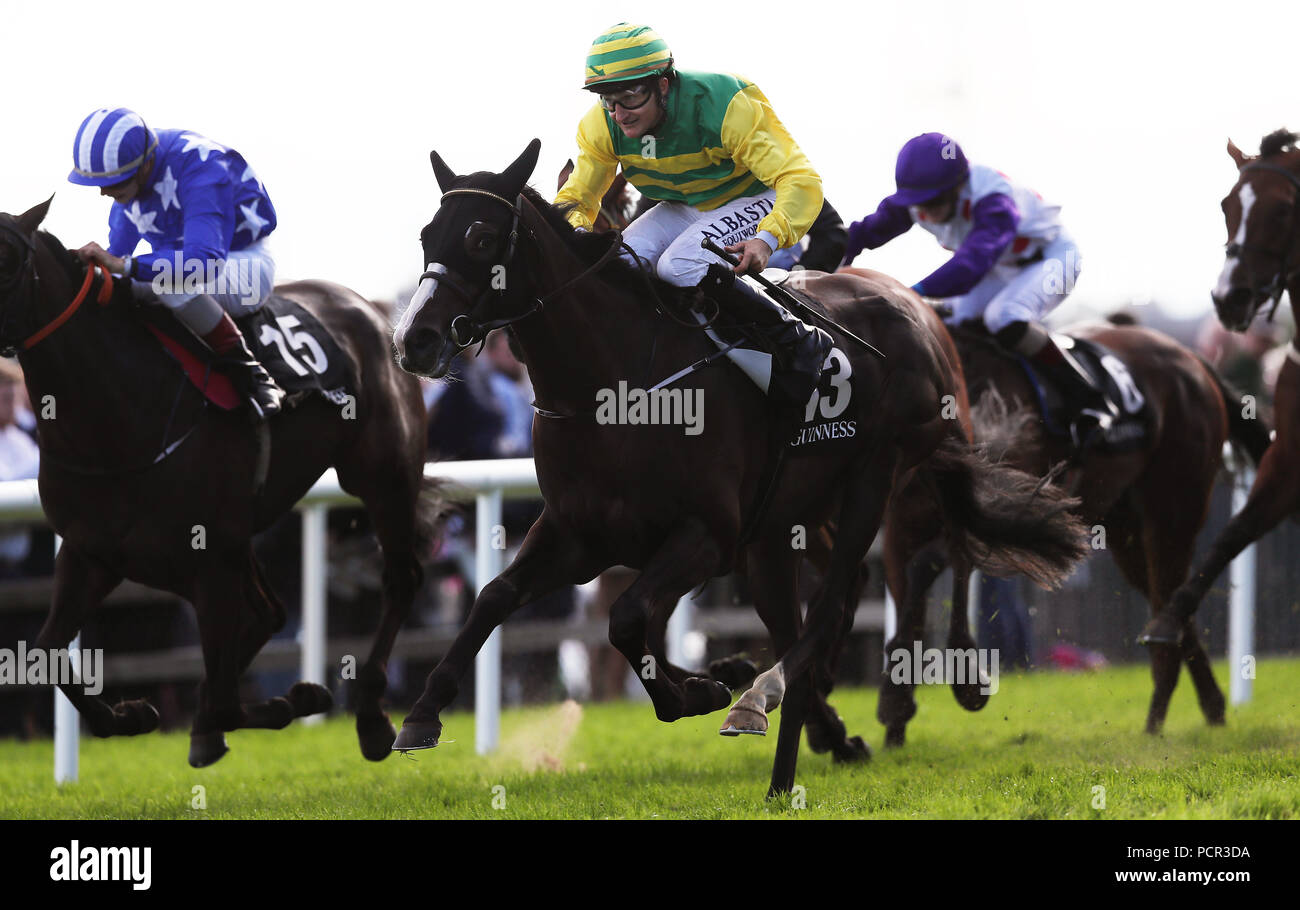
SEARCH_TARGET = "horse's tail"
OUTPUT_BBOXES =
[413,474,455,555]
[922,432,1088,589]
[1193,353,1272,466]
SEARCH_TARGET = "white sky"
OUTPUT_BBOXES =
[6,0,1298,321]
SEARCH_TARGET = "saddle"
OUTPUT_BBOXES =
[135,296,354,412]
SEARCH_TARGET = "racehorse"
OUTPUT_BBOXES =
[856,277,1272,742]
[0,197,443,767]
[1143,129,1298,645]
[392,140,1087,795]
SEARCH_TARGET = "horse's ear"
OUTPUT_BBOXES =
[430,150,458,193]
[557,158,574,191]
[1227,139,1248,168]
[16,195,53,235]
[503,138,541,191]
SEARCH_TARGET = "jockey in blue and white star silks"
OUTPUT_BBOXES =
[68,107,285,419]
[842,132,1112,443]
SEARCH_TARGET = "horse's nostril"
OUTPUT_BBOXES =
[408,327,441,355]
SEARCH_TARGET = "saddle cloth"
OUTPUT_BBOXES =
[139,295,353,411]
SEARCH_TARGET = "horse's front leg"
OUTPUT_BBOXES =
[725,447,897,795]
[608,518,733,723]
[393,514,601,751]
[33,544,158,737]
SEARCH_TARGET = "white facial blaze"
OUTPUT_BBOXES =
[394,263,442,348]
[1216,183,1256,300]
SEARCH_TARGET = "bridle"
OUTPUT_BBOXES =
[0,219,113,357]
[421,188,624,350]
[1228,161,1300,321]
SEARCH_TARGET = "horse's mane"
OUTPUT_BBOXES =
[520,185,680,300]
[36,228,86,280]
[1259,128,1298,159]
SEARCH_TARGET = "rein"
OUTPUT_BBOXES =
[0,218,114,356]
[22,262,114,349]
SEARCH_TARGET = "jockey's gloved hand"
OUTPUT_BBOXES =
[841,219,870,267]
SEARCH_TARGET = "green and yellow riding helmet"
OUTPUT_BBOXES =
[583,23,674,91]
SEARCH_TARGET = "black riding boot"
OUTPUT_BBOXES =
[1001,324,1114,447]
[699,264,833,427]
[202,312,286,421]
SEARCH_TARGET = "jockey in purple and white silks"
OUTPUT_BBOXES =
[842,132,1112,442]
[68,107,285,420]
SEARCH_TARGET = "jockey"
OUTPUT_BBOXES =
[556,22,833,438]
[67,108,286,420]
[842,132,1111,443]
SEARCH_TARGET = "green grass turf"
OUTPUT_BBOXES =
[1,657,1297,819]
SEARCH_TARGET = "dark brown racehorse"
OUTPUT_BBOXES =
[1143,129,1298,644]
[392,140,1087,795]
[853,272,1271,742]
[0,198,443,767]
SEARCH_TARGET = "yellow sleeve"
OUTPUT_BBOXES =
[554,103,620,231]
[720,83,823,249]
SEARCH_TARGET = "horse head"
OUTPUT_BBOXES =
[394,139,541,379]
[0,197,53,355]
[1213,129,1300,331]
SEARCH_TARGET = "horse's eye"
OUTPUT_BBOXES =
[464,223,498,262]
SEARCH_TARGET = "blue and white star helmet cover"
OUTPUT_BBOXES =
[68,108,158,187]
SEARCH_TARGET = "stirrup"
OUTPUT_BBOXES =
[1070,408,1112,450]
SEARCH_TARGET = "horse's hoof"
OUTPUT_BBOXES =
[392,719,442,752]
[952,683,991,712]
[1137,615,1182,645]
[806,720,838,754]
[683,676,733,716]
[358,712,398,761]
[189,731,229,768]
[883,725,907,749]
[287,681,333,717]
[245,697,295,730]
[114,699,160,736]
[708,656,759,690]
[719,722,766,736]
[832,735,873,764]
[719,700,768,736]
